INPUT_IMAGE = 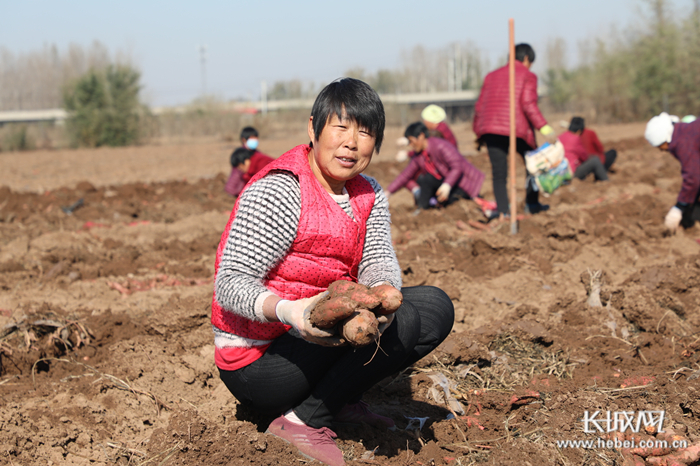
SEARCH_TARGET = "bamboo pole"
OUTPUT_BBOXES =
[508,18,517,234]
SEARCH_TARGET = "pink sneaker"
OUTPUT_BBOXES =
[266,415,345,466]
[334,401,395,429]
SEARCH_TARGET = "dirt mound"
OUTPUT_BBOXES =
[2,133,700,465]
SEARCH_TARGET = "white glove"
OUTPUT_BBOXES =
[275,292,345,347]
[664,206,683,230]
[436,183,451,202]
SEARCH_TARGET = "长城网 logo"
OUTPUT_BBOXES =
[582,410,665,433]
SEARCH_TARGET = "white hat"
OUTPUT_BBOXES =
[644,112,677,147]
[421,105,447,124]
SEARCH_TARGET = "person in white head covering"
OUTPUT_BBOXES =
[645,112,700,231]
[421,104,458,149]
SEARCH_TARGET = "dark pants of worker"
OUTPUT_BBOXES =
[574,157,609,181]
[482,134,538,215]
[416,173,469,209]
[218,286,454,429]
[681,194,700,228]
[604,149,617,171]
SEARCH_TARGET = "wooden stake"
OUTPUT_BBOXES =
[508,18,517,234]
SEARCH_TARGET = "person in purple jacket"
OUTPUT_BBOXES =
[645,112,700,230]
[386,122,485,210]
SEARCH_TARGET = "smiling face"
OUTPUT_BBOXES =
[307,112,376,194]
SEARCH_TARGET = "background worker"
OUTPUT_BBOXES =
[559,118,609,182]
[386,122,484,210]
[571,116,617,172]
[225,126,273,197]
[230,146,274,186]
[212,78,454,466]
[473,43,555,218]
[421,104,458,149]
[645,112,700,231]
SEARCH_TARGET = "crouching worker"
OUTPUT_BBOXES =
[386,122,485,210]
[230,146,274,186]
[645,112,700,231]
[225,127,274,197]
[559,118,609,182]
[211,78,454,466]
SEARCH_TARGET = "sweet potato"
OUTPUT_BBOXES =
[310,296,358,329]
[327,280,365,296]
[341,309,379,347]
[348,290,381,309]
[371,284,403,314]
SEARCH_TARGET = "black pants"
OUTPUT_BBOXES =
[681,194,700,228]
[219,286,454,429]
[482,134,538,215]
[604,149,617,171]
[574,157,608,181]
[416,173,469,209]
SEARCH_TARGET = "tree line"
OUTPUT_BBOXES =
[2,0,698,149]
[545,0,700,121]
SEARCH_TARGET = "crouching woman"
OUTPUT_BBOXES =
[211,78,454,466]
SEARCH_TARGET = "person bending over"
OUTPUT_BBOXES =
[645,112,700,231]
[212,78,454,466]
[386,122,484,210]
[422,104,458,149]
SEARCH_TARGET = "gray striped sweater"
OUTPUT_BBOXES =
[213,170,401,348]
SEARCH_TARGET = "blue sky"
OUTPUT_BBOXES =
[0,0,690,107]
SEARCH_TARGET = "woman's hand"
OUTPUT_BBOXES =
[436,183,451,203]
[275,292,346,347]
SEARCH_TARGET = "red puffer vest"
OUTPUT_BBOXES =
[211,144,376,370]
[473,61,547,149]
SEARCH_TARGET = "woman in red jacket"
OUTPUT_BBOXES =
[230,147,274,184]
[386,122,485,209]
[473,43,554,218]
[212,78,454,466]
[225,127,275,196]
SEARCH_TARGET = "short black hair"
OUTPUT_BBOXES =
[569,116,585,133]
[515,43,535,63]
[404,121,429,139]
[230,147,253,167]
[310,77,385,153]
[240,126,258,141]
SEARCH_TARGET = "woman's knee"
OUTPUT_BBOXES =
[402,286,454,336]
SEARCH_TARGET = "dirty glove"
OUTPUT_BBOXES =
[436,183,451,203]
[664,206,683,231]
[539,124,554,136]
[275,292,345,346]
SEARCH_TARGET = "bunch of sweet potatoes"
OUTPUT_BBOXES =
[310,281,403,347]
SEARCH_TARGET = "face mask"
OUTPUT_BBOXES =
[245,138,259,150]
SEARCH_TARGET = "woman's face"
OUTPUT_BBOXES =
[408,133,427,153]
[307,113,376,194]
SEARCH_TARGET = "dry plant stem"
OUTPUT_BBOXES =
[585,269,604,307]
[656,310,674,333]
[585,334,633,346]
